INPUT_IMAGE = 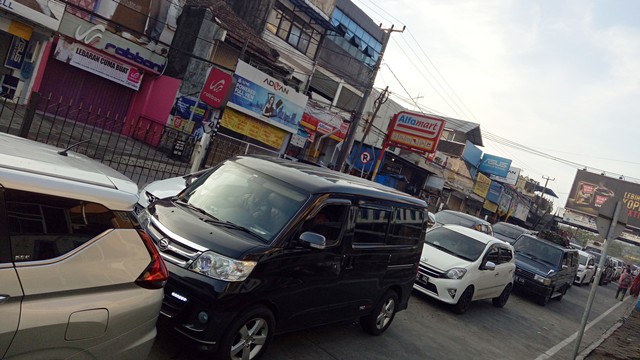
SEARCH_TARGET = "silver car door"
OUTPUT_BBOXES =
[0,265,23,359]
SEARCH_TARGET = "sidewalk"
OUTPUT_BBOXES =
[580,298,640,359]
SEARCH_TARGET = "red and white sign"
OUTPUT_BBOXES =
[387,111,446,154]
[200,67,232,108]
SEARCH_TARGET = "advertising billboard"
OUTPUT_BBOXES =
[566,169,640,229]
[490,166,521,186]
[199,67,232,108]
[386,111,446,154]
[227,60,309,134]
[473,173,491,198]
[462,140,482,167]
[478,153,512,178]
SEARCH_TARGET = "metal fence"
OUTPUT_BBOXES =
[1,92,280,187]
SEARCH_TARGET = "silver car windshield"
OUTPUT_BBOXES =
[425,227,486,262]
[178,162,309,242]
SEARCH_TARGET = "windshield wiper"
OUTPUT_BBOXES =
[174,199,213,218]
[202,219,267,242]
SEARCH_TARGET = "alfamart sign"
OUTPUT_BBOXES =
[387,111,445,154]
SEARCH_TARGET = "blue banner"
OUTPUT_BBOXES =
[479,153,512,177]
[175,96,207,123]
[227,61,308,134]
[5,37,27,70]
[486,181,503,204]
[462,140,482,167]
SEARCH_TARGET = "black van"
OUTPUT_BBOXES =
[137,156,428,360]
[512,234,579,305]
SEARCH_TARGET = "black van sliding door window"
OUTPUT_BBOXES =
[353,206,392,246]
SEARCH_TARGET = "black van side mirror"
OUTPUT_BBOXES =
[300,232,327,249]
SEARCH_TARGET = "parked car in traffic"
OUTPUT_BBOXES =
[492,222,532,244]
[0,133,168,360]
[413,224,515,314]
[433,210,493,235]
[585,251,615,285]
[136,155,429,360]
[512,234,579,305]
[574,250,596,286]
[611,257,624,280]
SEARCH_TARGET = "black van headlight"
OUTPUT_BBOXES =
[189,251,257,281]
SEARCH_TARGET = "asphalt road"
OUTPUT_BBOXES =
[148,281,628,360]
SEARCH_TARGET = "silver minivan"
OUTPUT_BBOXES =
[0,133,168,359]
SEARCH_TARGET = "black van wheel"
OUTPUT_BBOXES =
[360,290,398,335]
[216,306,275,360]
[492,283,512,308]
[453,286,474,314]
[538,287,553,306]
[554,284,568,301]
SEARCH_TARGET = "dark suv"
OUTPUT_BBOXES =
[512,234,579,305]
[137,156,429,360]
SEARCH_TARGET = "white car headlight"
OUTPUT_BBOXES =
[189,251,257,282]
[534,274,551,286]
[445,268,467,279]
[137,208,151,229]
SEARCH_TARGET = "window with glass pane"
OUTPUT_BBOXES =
[6,189,132,262]
[353,207,391,244]
[388,208,424,246]
[486,246,499,264]
[277,17,291,40]
[266,8,281,34]
[288,23,302,47]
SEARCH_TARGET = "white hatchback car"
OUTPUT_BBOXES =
[0,133,168,359]
[575,250,596,286]
[414,224,515,314]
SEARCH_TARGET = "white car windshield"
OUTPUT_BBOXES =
[178,162,309,242]
[425,227,486,262]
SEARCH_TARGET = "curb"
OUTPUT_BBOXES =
[576,299,636,360]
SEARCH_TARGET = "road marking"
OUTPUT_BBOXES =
[534,297,628,360]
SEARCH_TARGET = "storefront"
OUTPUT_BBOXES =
[293,102,348,165]
[0,0,63,103]
[31,4,177,134]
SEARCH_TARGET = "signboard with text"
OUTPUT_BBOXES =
[490,166,521,186]
[54,39,142,90]
[387,111,445,154]
[228,60,308,134]
[566,169,640,229]
[478,153,512,178]
[200,67,232,108]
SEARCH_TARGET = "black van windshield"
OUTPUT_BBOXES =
[178,162,309,242]
[514,236,563,268]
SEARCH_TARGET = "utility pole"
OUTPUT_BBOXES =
[347,86,389,173]
[335,25,404,172]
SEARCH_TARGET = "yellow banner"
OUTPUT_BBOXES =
[8,20,33,40]
[483,200,498,212]
[221,108,286,149]
[474,173,491,198]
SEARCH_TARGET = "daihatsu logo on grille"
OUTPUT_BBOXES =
[159,238,170,250]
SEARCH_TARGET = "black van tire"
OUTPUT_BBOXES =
[360,290,398,336]
[538,287,553,306]
[492,283,512,308]
[453,286,474,314]
[215,306,275,360]
[554,284,569,301]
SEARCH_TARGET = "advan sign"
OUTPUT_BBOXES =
[387,111,445,154]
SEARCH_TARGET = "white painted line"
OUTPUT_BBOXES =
[534,297,628,360]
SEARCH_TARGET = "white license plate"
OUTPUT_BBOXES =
[417,273,429,284]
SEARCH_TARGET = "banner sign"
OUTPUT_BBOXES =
[221,108,287,149]
[54,39,143,90]
[498,193,512,216]
[386,111,445,154]
[1,0,65,31]
[5,36,27,70]
[566,169,640,229]
[483,200,498,213]
[200,67,233,108]
[478,153,512,177]
[490,166,521,186]
[512,200,529,222]
[473,172,491,198]
[304,104,348,140]
[486,181,503,204]
[228,60,308,134]
[174,96,207,123]
[462,140,482,167]
[57,12,167,74]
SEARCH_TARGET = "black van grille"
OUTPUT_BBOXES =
[146,222,200,267]
[515,267,535,279]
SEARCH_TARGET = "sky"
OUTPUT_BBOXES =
[352,0,640,212]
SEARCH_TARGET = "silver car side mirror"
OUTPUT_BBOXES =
[484,261,496,271]
[300,232,327,249]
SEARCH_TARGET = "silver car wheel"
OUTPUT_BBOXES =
[376,297,396,330]
[230,317,269,360]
